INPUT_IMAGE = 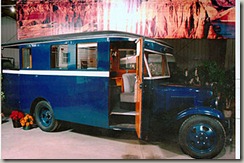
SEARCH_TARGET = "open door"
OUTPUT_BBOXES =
[135,38,144,138]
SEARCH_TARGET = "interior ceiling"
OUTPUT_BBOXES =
[1,0,17,20]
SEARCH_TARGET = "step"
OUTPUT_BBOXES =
[110,108,136,116]
[110,123,135,131]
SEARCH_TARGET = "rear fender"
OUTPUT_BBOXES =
[176,107,225,121]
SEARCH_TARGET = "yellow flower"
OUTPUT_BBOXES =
[19,114,34,127]
[20,118,25,126]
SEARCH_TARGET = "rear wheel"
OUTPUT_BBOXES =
[179,115,226,159]
[34,101,58,132]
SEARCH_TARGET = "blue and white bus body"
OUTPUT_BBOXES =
[3,36,111,128]
[2,31,227,159]
[2,31,173,130]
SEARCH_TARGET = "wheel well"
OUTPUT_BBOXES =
[30,97,47,115]
[176,114,224,133]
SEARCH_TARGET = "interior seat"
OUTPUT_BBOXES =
[120,73,136,103]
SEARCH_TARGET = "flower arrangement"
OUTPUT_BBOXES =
[20,114,34,129]
[10,110,24,121]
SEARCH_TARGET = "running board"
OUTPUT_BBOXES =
[110,123,135,131]
[110,108,136,116]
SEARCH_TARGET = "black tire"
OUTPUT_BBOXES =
[34,101,59,132]
[179,115,226,159]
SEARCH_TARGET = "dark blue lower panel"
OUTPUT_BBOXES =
[19,75,109,128]
[2,74,20,109]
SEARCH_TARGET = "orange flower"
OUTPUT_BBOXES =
[20,118,26,126]
[20,114,34,127]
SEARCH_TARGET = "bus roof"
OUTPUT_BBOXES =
[1,31,172,49]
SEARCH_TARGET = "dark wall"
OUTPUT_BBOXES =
[164,39,235,71]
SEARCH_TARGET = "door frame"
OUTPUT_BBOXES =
[135,37,144,138]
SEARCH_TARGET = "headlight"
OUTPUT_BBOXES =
[214,97,219,107]
[213,93,225,110]
[204,96,220,109]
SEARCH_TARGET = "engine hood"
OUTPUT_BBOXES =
[160,84,212,93]
[158,84,214,106]
[154,84,213,110]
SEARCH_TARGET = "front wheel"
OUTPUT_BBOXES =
[34,101,59,132]
[179,115,226,159]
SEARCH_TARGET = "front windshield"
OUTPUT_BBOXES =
[144,53,170,79]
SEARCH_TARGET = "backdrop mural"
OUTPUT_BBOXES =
[16,0,235,40]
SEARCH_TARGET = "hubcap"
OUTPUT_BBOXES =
[187,123,217,153]
[40,108,52,127]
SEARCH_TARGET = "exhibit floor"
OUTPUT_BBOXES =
[1,117,236,159]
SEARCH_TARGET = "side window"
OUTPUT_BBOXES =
[22,48,32,69]
[162,55,170,76]
[145,54,170,78]
[50,45,69,69]
[119,49,136,70]
[148,54,163,76]
[77,43,97,70]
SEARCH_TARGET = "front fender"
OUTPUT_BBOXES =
[176,107,225,121]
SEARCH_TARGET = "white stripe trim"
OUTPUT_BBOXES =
[2,70,109,77]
